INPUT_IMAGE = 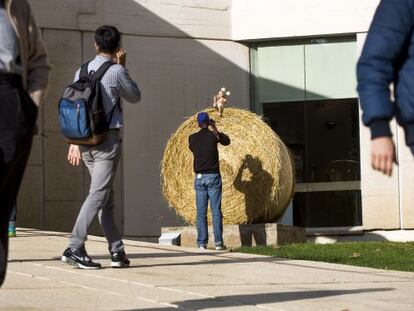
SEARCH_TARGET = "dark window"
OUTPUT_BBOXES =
[307,99,360,183]
[265,101,306,182]
[263,98,361,228]
[293,191,362,227]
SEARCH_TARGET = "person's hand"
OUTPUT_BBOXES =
[209,120,220,139]
[209,119,217,129]
[371,137,397,176]
[68,144,81,166]
[113,48,126,66]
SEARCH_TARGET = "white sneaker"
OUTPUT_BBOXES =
[199,245,207,250]
[215,245,226,251]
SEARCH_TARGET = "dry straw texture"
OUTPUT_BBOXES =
[161,107,295,225]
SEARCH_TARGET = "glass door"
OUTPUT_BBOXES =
[253,37,361,230]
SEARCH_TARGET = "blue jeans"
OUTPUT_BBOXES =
[194,173,223,247]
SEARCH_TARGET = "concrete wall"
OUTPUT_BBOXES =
[398,129,414,229]
[18,0,250,237]
[31,0,231,40]
[232,0,381,41]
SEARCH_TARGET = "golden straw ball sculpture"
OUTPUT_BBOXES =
[161,107,295,225]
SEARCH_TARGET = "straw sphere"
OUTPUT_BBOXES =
[161,107,295,225]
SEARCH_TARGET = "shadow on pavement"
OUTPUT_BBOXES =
[9,250,407,281]
[8,251,287,264]
[121,288,394,310]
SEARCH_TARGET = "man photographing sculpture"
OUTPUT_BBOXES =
[188,112,230,250]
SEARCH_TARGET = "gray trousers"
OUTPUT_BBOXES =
[69,131,124,253]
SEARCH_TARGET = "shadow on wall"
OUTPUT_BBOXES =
[233,154,274,224]
[20,0,328,238]
[238,224,267,246]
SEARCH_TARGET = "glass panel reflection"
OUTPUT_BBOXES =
[264,101,305,183]
[307,99,360,182]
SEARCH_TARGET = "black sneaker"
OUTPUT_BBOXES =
[110,251,130,268]
[61,247,101,270]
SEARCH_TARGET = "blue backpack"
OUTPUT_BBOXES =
[58,61,118,145]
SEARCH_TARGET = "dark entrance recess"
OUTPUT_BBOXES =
[264,98,362,228]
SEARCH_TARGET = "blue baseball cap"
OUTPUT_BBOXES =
[197,112,210,125]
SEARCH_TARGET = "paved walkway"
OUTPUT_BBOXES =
[1,228,414,311]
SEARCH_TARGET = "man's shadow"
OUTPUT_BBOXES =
[233,155,274,246]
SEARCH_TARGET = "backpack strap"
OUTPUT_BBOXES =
[79,62,90,79]
[106,99,122,125]
[92,61,115,82]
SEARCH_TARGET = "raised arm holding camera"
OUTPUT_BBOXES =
[208,118,230,145]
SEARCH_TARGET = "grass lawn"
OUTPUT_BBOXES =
[238,242,414,272]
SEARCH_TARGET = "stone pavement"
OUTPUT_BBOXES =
[1,229,414,311]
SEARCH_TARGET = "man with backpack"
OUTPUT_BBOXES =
[61,25,141,269]
[0,0,50,286]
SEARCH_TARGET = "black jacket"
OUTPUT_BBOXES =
[188,128,230,174]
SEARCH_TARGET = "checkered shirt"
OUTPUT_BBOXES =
[74,55,141,129]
